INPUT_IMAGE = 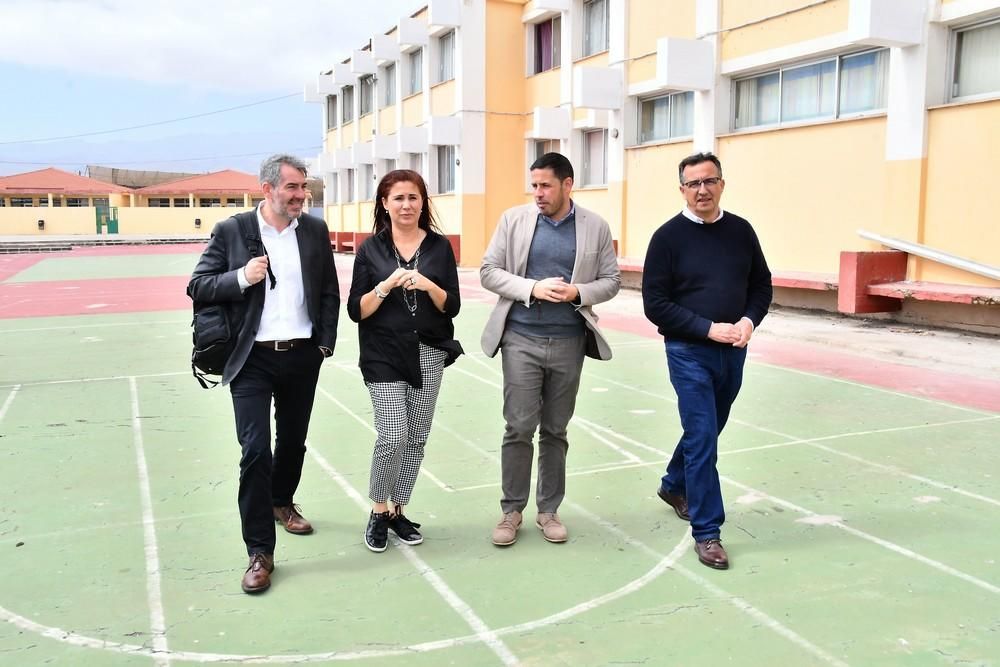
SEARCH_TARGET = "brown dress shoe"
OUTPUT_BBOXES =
[694,538,729,570]
[274,504,313,534]
[656,487,690,521]
[241,553,274,593]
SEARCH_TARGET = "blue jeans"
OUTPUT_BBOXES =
[661,340,747,542]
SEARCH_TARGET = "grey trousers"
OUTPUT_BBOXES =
[499,330,586,514]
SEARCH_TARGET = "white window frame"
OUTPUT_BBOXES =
[950,18,1000,101]
[436,30,455,84]
[406,48,423,97]
[581,129,608,187]
[325,95,338,131]
[342,85,355,123]
[346,169,356,203]
[381,63,397,107]
[359,75,375,116]
[436,145,456,194]
[582,0,609,58]
[731,48,889,131]
[530,15,562,75]
[637,91,694,144]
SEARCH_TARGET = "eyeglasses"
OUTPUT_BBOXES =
[682,177,722,190]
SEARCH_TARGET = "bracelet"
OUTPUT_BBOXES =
[373,283,389,299]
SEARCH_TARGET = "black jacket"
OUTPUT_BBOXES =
[187,210,340,385]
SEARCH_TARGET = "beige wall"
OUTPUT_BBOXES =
[338,122,354,149]
[721,0,849,61]
[379,107,396,130]
[628,54,656,85]
[622,140,694,258]
[359,113,375,140]
[402,94,424,127]
[525,69,560,110]
[629,0,695,57]
[922,99,1000,285]
[1,207,96,235]
[0,205,252,235]
[717,117,887,275]
[431,193,462,235]
[431,80,457,116]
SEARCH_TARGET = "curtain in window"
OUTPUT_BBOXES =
[535,20,553,73]
[735,73,779,129]
[640,97,669,142]
[956,22,1000,97]
[840,49,888,114]
[584,0,608,56]
[670,91,694,137]
[781,61,835,122]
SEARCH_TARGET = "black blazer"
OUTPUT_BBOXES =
[187,210,340,385]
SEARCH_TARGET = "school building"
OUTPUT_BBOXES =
[304,0,999,329]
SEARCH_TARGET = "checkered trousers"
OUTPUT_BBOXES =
[366,343,449,505]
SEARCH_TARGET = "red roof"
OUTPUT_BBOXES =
[136,169,261,195]
[0,167,133,194]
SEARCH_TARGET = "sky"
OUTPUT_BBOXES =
[0,0,424,177]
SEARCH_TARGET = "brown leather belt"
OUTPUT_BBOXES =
[255,338,312,351]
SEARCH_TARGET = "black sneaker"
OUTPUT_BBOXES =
[365,511,390,553]
[388,512,423,545]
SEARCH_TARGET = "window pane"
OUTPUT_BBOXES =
[669,91,694,137]
[535,20,552,74]
[840,49,889,114]
[342,86,354,122]
[955,22,1000,97]
[639,96,669,142]
[734,72,779,129]
[438,145,455,193]
[781,60,836,122]
[346,169,356,202]
[552,17,561,67]
[360,76,374,114]
[326,95,337,130]
[409,49,423,95]
[583,130,607,185]
[383,64,396,106]
[174,198,189,208]
[583,0,608,56]
[439,32,454,82]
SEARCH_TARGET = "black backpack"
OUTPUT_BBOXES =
[189,216,268,388]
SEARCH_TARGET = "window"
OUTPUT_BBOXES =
[326,95,338,130]
[360,75,375,115]
[534,139,560,161]
[362,164,375,200]
[251,198,264,207]
[382,63,396,107]
[0,198,4,207]
[733,49,888,130]
[226,198,244,207]
[93,198,109,208]
[402,152,423,172]
[10,197,33,207]
[638,91,694,143]
[437,31,455,83]
[346,169,356,202]
[148,198,170,207]
[37,198,48,207]
[582,129,607,186]
[342,85,355,123]
[533,16,561,74]
[66,198,88,207]
[328,173,339,205]
[953,20,1000,98]
[437,145,455,193]
[199,198,221,207]
[583,0,608,57]
[407,48,423,96]
[173,198,190,208]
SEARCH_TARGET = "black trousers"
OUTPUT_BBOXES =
[230,344,324,555]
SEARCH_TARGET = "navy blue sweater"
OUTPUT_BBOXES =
[641,211,772,342]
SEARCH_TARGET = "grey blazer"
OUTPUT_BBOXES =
[479,203,621,360]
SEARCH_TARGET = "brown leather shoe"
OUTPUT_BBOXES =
[241,553,274,594]
[656,487,690,521]
[274,504,313,534]
[694,539,729,570]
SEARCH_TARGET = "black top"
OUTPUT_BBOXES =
[347,230,463,386]
[642,211,772,342]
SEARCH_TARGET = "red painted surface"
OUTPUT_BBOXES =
[838,251,907,314]
[771,271,839,291]
[0,276,191,318]
[867,280,1000,305]
[0,255,49,282]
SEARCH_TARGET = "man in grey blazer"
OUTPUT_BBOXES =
[188,154,339,593]
[480,152,620,546]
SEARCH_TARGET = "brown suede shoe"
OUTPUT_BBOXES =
[694,539,729,570]
[274,504,313,535]
[535,513,568,543]
[241,553,274,594]
[656,487,690,521]
[492,511,522,546]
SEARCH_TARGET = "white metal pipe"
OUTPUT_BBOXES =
[857,229,1000,281]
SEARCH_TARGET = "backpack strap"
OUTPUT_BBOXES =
[235,213,275,289]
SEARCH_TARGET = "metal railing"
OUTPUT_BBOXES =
[857,229,1000,281]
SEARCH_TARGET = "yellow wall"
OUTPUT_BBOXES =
[431,80,457,116]
[486,0,526,114]
[628,54,657,85]
[0,206,254,235]
[338,122,354,149]
[359,113,375,140]
[922,99,1000,286]
[629,0,696,57]
[621,140,694,258]
[379,106,396,131]
[431,193,461,235]
[402,94,425,126]
[721,0,849,61]
[525,68,561,110]
[0,207,95,235]
[572,186,616,237]
[574,52,609,68]
[717,116,887,274]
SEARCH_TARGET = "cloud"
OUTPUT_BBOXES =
[0,0,423,92]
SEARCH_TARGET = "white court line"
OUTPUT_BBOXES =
[308,446,519,666]
[453,365,501,389]
[571,418,642,463]
[128,377,170,666]
[316,385,453,493]
[568,501,850,667]
[0,371,189,389]
[721,476,1000,595]
[0,319,187,334]
[0,385,20,422]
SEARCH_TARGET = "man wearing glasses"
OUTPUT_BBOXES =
[641,152,772,570]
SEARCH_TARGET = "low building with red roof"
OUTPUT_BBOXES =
[134,169,265,209]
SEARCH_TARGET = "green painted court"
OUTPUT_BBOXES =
[1,246,998,666]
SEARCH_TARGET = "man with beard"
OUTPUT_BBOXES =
[188,154,340,593]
